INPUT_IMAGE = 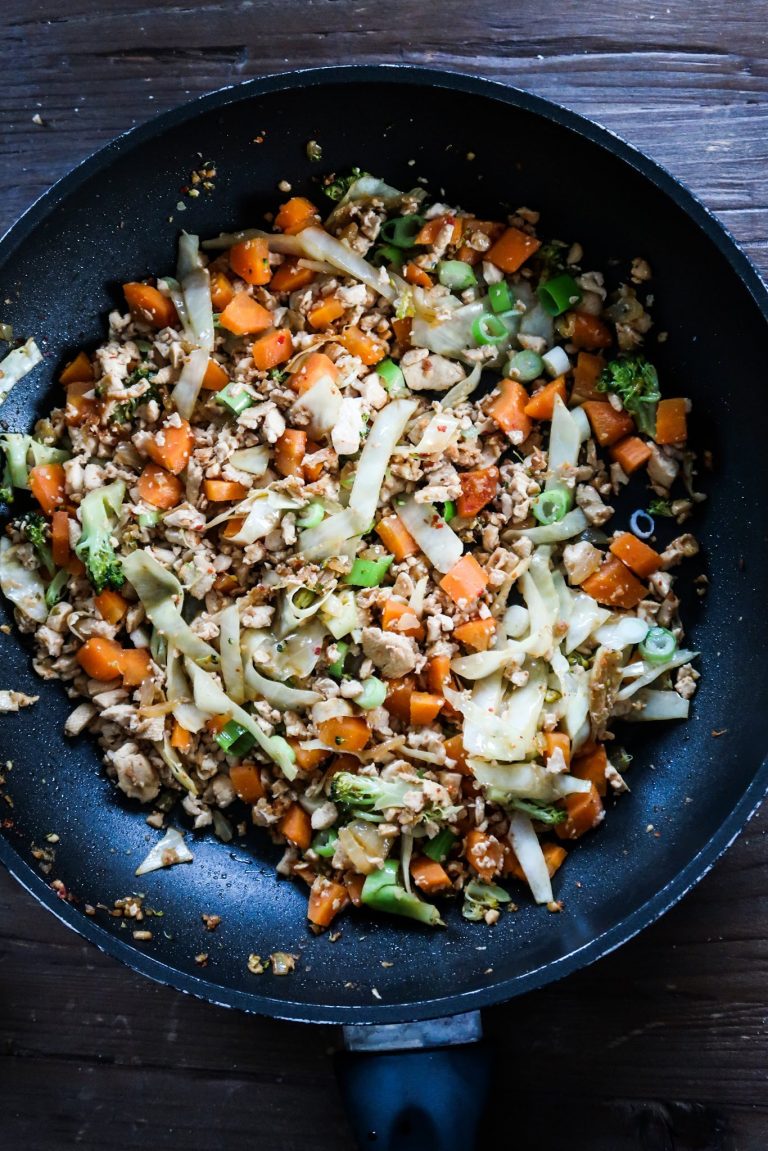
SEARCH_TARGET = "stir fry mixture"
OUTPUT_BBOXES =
[0,172,703,930]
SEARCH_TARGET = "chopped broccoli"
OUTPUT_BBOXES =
[648,497,674,518]
[596,354,660,438]
[323,166,368,202]
[13,511,55,575]
[75,481,126,592]
[361,861,444,927]
[331,771,412,813]
[536,238,570,281]
[507,798,566,826]
[461,878,511,922]
[110,372,160,424]
[0,434,70,491]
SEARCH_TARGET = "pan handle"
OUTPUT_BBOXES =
[336,1013,491,1150]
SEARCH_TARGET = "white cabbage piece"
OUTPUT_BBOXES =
[616,650,699,701]
[228,489,303,546]
[291,374,343,437]
[320,588,361,639]
[299,507,363,562]
[244,665,322,710]
[549,645,590,740]
[626,688,691,721]
[298,226,397,302]
[507,812,553,905]
[546,395,581,491]
[503,604,529,638]
[507,508,589,545]
[0,338,43,405]
[470,758,591,801]
[348,398,417,526]
[275,583,334,639]
[122,551,219,668]
[450,644,524,681]
[135,826,194,876]
[0,537,48,622]
[177,232,214,352]
[171,346,209,421]
[397,497,463,573]
[446,664,546,762]
[202,228,304,255]
[403,411,460,456]
[218,604,245,704]
[518,550,558,658]
[593,615,650,650]
[564,593,611,654]
[166,644,208,733]
[229,446,271,475]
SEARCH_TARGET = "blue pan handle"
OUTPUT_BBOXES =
[336,1013,491,1150]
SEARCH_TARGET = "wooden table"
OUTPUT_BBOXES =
[2,2,768,1147]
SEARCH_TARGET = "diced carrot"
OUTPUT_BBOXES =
[290,351,339,395]
[59,351,93,386]
[392,317,412,350]
[229,237,272,286]
[229,763,265,803]
[426,655,453,696]
[221,516,245,539]
[556,784,604,840]
[443,733,470,776]
[289,740,331,772]
[218,294,273,336]
[308,877,349,927]
[571,743,608,797]
[203,479,249,502]
[609,531,662,579]
[66,556,86,577]
[318,716,371,753]
[210,271,235,312]
[571,351,605,404]
[270,259,316,293]
[542,841,568,877]
[170,719,193,753]
[488,378,533,443]
[145,418,194,475]
[465,828,505,881]
[28,464,65,516]
[252,328,293,371]
[439,555,488,606]
[570,313,613,349]
[64,379,99,427]
[415,215,464,246]
[543,731,571,769]
[123,282,177,329]
[524,376,568,421]
[404,262,433,289]
[94,589,128,625]
[375,514,419,561]
[384,677,415,723]
[206,714,230,735]
[381,600,424,640]
[410,691,445,726]
[308,298,346,330]
[582,401,635,447]
[339,326,386,366]
[137,463,183,510]
[76,637,125,681]
[274,429,307,478]
[609,435,651,475]
[410,857,452,894]
[302,440,325,483]
[201,358,229,392]
[453,617,496,651]
[486,226,541,273]
[279,803,312,851]
[344,872,365,907]
[655,398,687,445]
[121,648,152,686]
[274,196,320,235]
[51,511,71,567]
[582,555,647,610]
[457,466,499,518]
[455,220,505,265]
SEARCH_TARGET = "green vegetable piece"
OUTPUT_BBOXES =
[597,355,661,438]
[361,861,444,927]
[44,567,70,609]
[422,827,457,862]
[216,382,255,416]
[442,499,456,523]
[380,214,426,249]
[488,281,513,313]
[138,510,160,529]
[297,501,325,529]
[75,481,126,593]
[293,588,317,610]
[215,719,257,756]
[356,677,387,710]
[13,511,54,575]
[328,640,350,680]
[372,244,406,269]
[438,260,477,291]
[537,273,582,316]
[311,829,339,858]
[324,167,368,202]
[461,878,511,922]
[345,555,394,587]
[375,358,408,396]
[647,497,674,518]
[472,313,508,346]
[507,349,543,383]
[331,771,412,814]
[531,487,570,526]
[508,798,567,826]
[639,626,677,665]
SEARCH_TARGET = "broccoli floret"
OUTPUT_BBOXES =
[331,771,412,813]
[507,798,566,826]
[536,238,570,281]
[75,481,126,592]
[13,511,54,575]
[648,497,674,518]
[596,354,660,437]
[322,166,369,202]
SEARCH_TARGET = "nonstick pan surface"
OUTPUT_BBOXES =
[1,65,767,1025]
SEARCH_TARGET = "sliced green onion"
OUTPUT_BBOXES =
[488,281,513,313]
[423,828,457,862]
[639,627,677,665]
[531,487,570,525]
[328,640,350,679]
[293,588,317,610]
[438,260,477,291]
[375,358,408,396]
[345,555,394,587]
[216,382,254,416]
[538,273,582,316]
[138,510,160,529]
[356,677,387,710]
[312,829,339,858]
[472,313,508,346]
[380,214,425,249]
[442,500,456,523]
[506,350,544,382]
[297,501,325,529]
[372,244,406,268]
[215,719,256,756]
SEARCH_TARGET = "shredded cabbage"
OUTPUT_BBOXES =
[440,363,483,410]
[470,758,591,800]
[122,551,219,668]
[594,616,650,650]
[347,398,417,526]
[244,665,322,710]
[403,411,460,455]
[177,232,214,352]
[291,375,343,436]
[507,812,553,905]
[546,396,581,490]
[275,584,334,638]
[227,489,303,546]
[0,537,48,622]
[446,664,546,762]
[218,604,245,704]
[320,588,360,639]
[508,508,588,544]
[135,826,194,876]
[627,688,691,721]
[299,507,362,562]
[616,650,698,700]
[397,497,463,573]
[297,226,397,302]
[0,338,43,404]
[171,346,209,421]
[166,644,208,733]
[450,645,524,681]
[564,593,611,654]
[229,445,271,475]
[202,229,304,255]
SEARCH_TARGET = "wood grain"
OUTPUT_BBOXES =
[2,2,768,1148]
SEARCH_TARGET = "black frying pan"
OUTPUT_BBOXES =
[2,66,767,1150]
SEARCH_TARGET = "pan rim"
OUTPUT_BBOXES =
[1,63,767,1025]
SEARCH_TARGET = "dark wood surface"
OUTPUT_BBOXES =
[2,2,768,1148]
